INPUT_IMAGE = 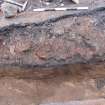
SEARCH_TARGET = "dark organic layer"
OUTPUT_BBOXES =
[0,7,105,67]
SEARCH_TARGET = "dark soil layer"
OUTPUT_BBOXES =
[0,7,105,67]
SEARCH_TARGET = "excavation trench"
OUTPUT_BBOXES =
[0,5,105,105]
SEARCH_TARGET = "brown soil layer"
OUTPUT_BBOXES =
[0,64,105,105]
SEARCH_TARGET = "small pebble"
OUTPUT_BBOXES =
[61,3,64,6]
[72,0,79,4]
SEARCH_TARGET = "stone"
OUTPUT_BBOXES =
[14,39,32,53]
[1,2,21,18]
[72,0,79,4]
